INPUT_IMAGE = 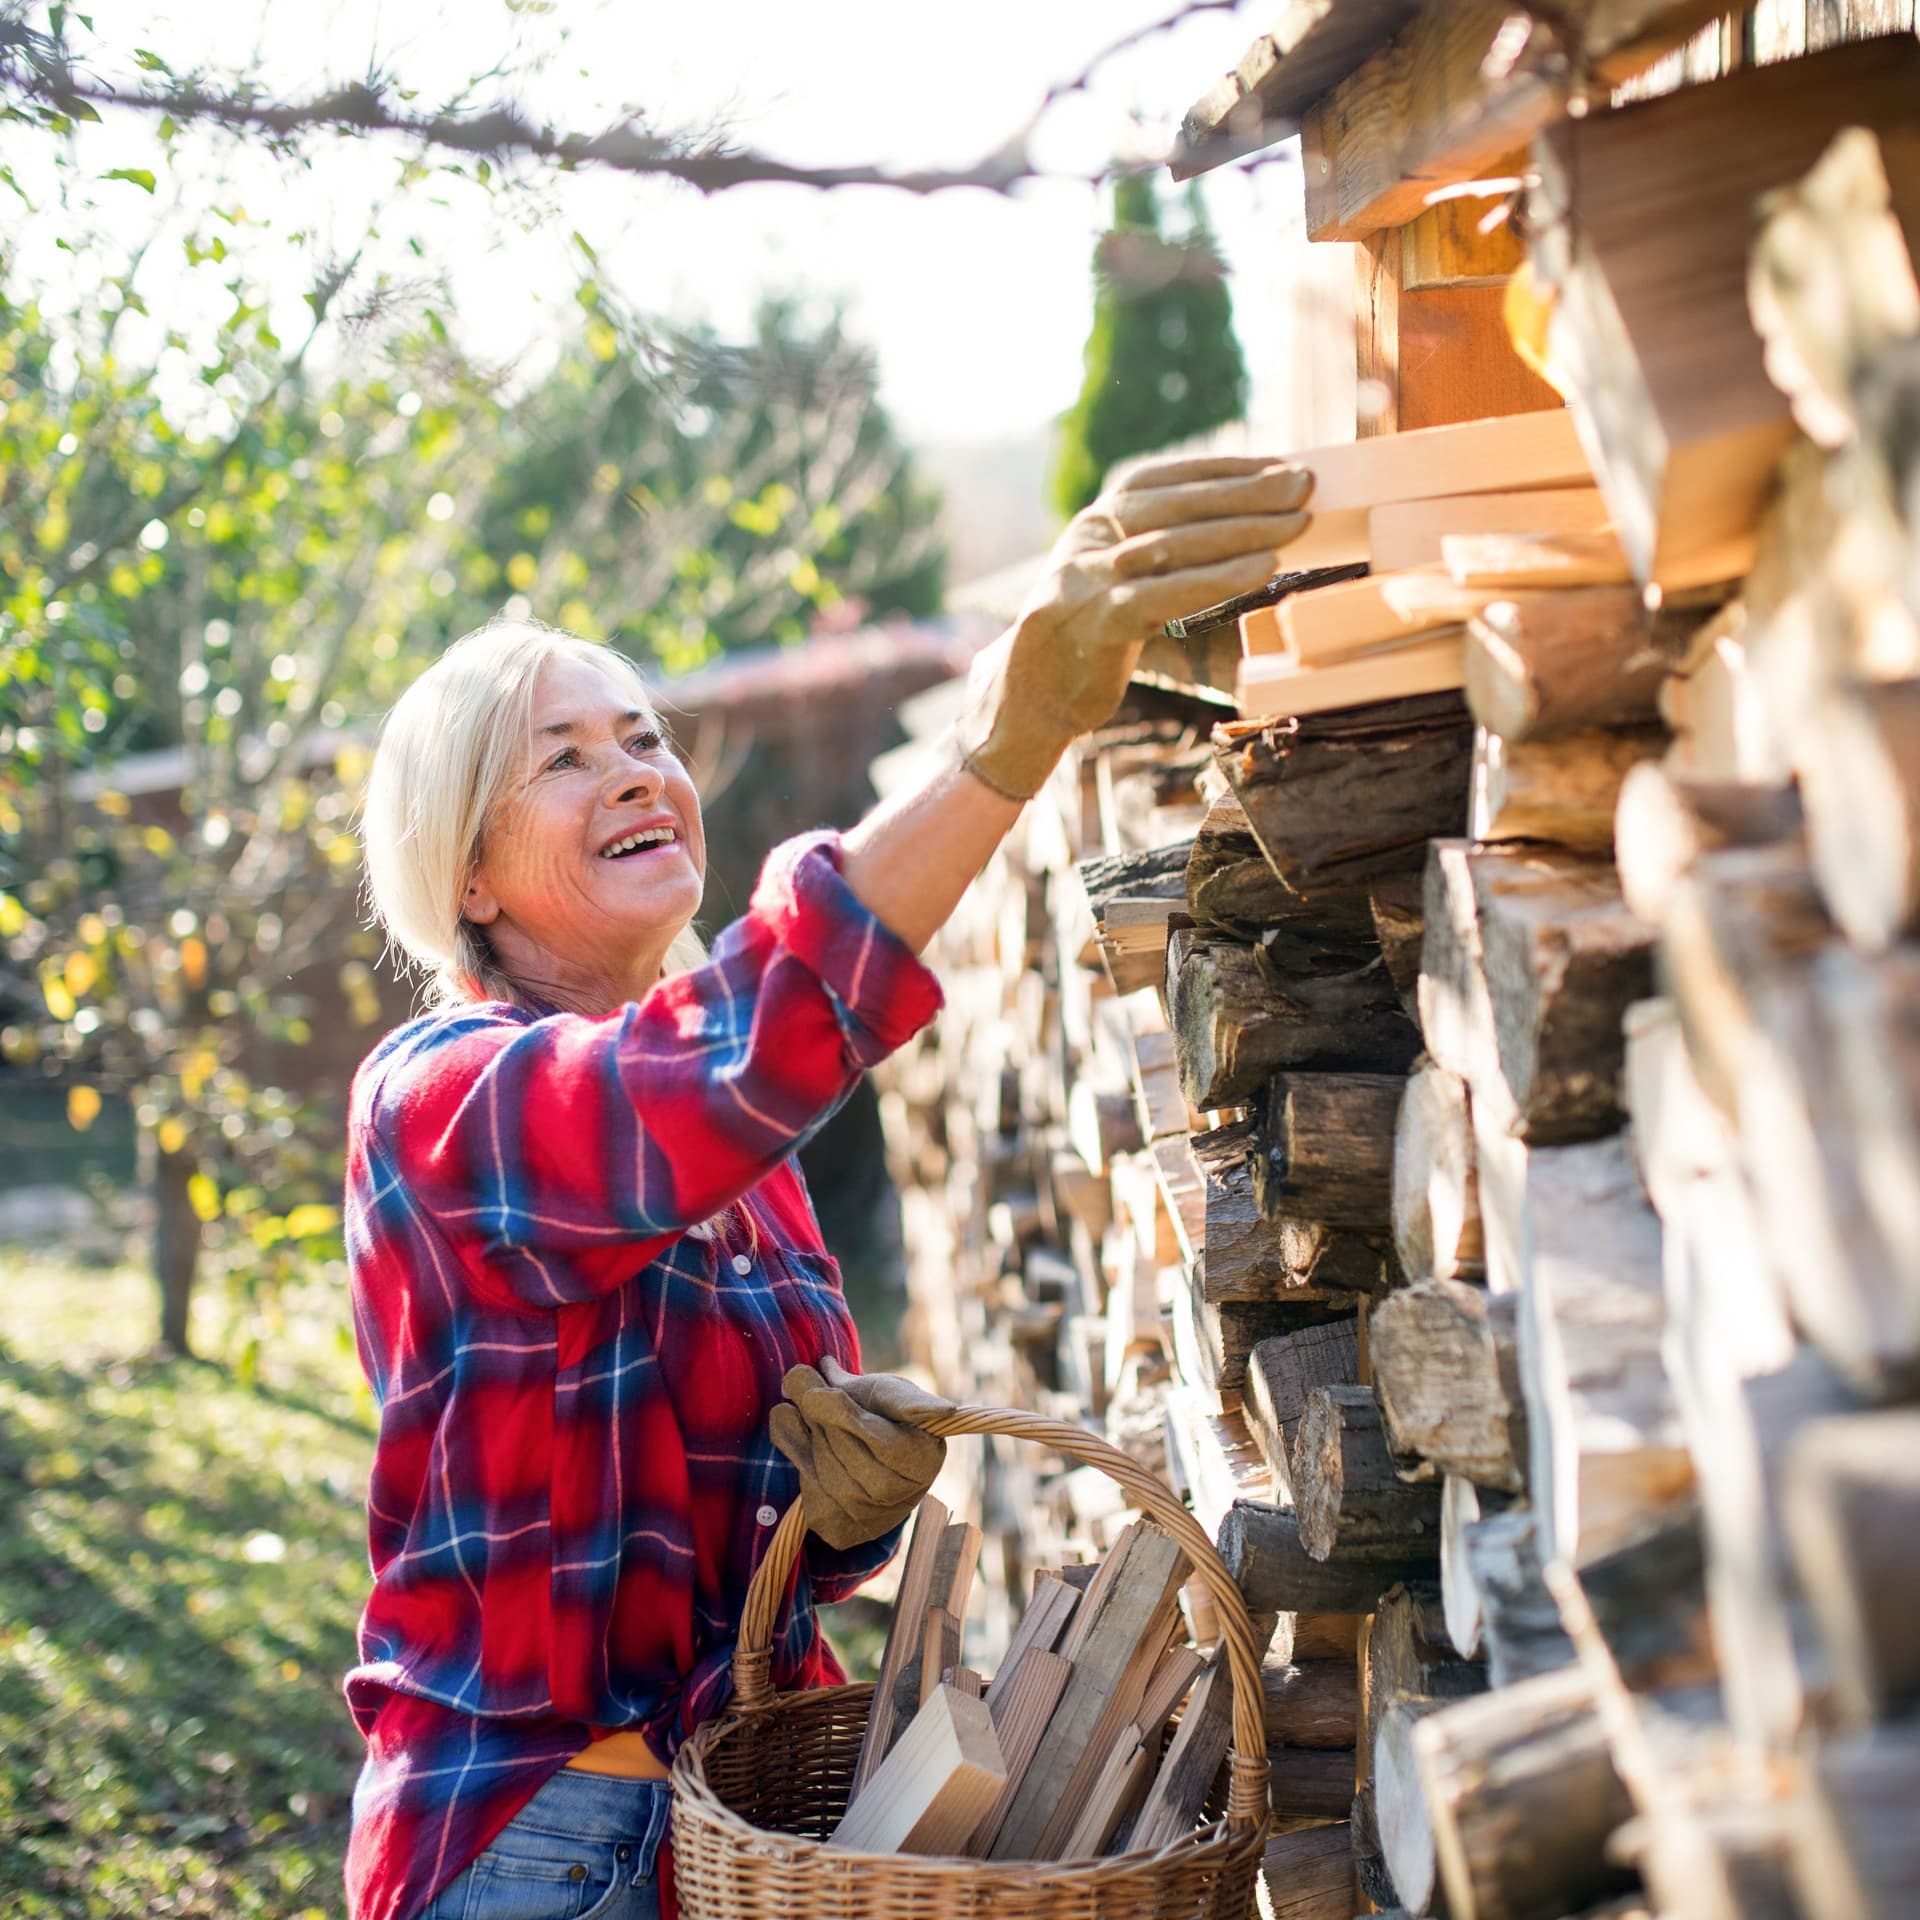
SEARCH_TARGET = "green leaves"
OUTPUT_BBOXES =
[102,167,157,194]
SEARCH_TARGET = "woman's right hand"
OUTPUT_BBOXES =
[954,453,1313,800]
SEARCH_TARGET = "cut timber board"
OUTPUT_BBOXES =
[1238,630,1466,720]
[1295,409,1588,515]
[1265,569,1492,664]
[1172,0,1422,178]
[829,1684,1007,1857]
[1368,489,1616,574]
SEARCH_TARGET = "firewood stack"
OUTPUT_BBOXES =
[872,18,1920,1918]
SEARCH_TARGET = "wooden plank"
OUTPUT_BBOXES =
[1288,408,1589,514]
[983,1575,1079,1719]
[1057,1645,1209,1858]
[830,1684,1007,1856]
[1264,568,1487,665]
[1172,0,1422,178]
[849,1496,950,1797]
[967,1648,1073,1856]
[1302,0,1732,239]
[1368,488,1615,573]
[990,1523,1190,1860]
[1128,1648,1237,1853]
[1442,531,1635,591]
[1237,630,1467,721]
[884,1520,982,1755]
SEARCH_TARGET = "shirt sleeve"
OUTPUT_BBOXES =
[804,1521,907,1605]
[369,830,943,1310]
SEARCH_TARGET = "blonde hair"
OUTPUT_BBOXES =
[362,616,708,1011]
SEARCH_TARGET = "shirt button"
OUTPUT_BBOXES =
[732,1254,753,1276]
[756,1504,779,1527]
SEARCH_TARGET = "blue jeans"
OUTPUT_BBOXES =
[423,1771,672,1920]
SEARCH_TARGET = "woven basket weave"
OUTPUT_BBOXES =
[669,1403,1270,1920]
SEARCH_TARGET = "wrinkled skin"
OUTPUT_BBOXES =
[958,452,1315,799]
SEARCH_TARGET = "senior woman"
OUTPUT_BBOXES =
[343,452,1311,1920]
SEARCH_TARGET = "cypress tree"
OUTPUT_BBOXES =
[1050,174,1249,520]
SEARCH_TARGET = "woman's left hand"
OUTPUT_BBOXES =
[770,1356,950,1551]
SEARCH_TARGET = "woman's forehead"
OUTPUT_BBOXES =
[529,655,654,729]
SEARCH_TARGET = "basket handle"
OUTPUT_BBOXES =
[733,1401,1271,1831]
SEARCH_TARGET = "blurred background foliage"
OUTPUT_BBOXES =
[0,11,946,1358]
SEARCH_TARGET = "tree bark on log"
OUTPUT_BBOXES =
[1576,1510,1717,1692]
[1293,1385,1444,1563]
[1393,1058,1485,1284]
[1464,1506,1578,1688]
[1464,587,1674,742]
[1253,1072,1403,1230]
[1186,787,1379,935]
[1170,928,1420,1108]
[1244,1320,1361,1488]
[1416,1667,1638,1920]
[1370,872,1426,1020]
[1368,1580,1486,1710]
[1471,850,1657,1143]
[1470,724,1667,855]
[1265,1745,1360,1819]
[1220,1500,1438,1616]
[1258,1820,1361,1920]
[1370,1280,1525,1490]
[1194,1122,1387,1304]
[1213,691,1475,906]
[1262,1652,1360,1749]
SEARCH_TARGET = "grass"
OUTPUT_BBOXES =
[0,1253,892,1918]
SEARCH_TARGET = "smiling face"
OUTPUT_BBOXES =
[461,654,706,1012]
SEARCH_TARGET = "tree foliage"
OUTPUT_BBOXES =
[1051,174,1248,519]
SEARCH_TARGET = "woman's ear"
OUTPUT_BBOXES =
[461,875,501,926]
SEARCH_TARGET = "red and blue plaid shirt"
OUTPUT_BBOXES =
[341,831,944,1920]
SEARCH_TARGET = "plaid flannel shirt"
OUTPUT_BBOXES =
[340,831,944,1920]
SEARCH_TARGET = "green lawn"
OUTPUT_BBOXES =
[0,1255,890,1918]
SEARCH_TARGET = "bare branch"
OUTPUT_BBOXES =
[0,2,1269,197]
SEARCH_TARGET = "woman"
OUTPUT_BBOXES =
[344,452,1311,1920]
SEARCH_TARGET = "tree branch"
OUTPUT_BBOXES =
[1,2,1262,197]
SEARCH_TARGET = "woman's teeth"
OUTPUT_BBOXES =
[599,828,677,858]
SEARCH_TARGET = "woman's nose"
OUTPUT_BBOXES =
[612,762,664,804]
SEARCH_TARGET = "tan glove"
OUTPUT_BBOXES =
[769,1355,951,1552]
[956,454,1314,800]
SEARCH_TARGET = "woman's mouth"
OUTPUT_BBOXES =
[598,827,679,859]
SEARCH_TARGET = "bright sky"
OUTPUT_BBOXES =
[36,0,1310,446]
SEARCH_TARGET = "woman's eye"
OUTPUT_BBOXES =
[627,730,664,754]
[548,746,583,770]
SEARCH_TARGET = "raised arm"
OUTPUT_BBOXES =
[841,452,1311,952]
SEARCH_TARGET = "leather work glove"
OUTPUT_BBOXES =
[956,453,1314,800]
[769,1355,951,1552]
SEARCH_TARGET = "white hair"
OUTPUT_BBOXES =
[361,616,708,1010]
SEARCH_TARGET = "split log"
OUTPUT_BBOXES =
[1127,1648,1233,1854]
[1415,1668,1638,1920]
[1796,677,1920,954]
[1440,1476,1488,1660]
[1220,1500,1437,1617]
[1212,690,1475,907]
[1369,1280,1524,1490]
[1262,1652,1360,1750]
[1577,1510,1716,1693]
[830,1684,1006,1856]
[1193,1121,1387,1303]
[1471,849,1657,1143]
[1464,586,1673,741]
[1369,871,1426,1017]
[1517,1136,1692,1566]
[1373,1696,1448,1917]
[1782,1407,1920,1726]
[1257,1820,1359,1920]
[1292,1384,1443,1563]
[1252,1072,1403,1229]
[1368,1580,1486,1710]
[1392,1059,1484,1283]
[1174,1264,1353,1403]
[1169,928,1420,1108]
[1462,1506,1577,1689]
[1470,724,1667,855]
[1612,760,1802,927]
[1185,785,1356,931]
[1243,1320,1361,1487]
[1265,1744,1359,1820]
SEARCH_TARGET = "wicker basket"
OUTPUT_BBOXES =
[670,1404,1271,1920]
